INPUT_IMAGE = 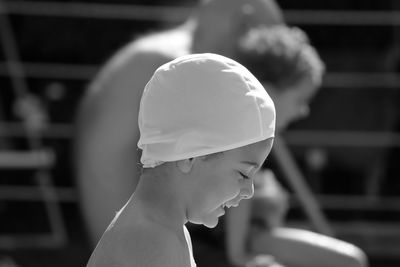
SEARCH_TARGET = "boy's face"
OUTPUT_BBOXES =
[187,138,273,228]
[269,75,319,130]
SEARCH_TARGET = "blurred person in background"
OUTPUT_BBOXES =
[75,0,283,247]
[85,52,276,267]
[75,0,368,266]
[219,25,368,267]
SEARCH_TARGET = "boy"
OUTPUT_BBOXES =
[86,53,276,267]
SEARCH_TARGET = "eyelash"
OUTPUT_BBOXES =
[239,172,250,180]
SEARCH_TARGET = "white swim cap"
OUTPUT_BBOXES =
[138,53,275,168]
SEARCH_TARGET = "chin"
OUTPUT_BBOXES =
[190,208,224,228]
[188,217,218,228]
[201,214,221,228]
[203,220,219,228]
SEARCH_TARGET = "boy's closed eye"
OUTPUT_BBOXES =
[239,172,250,180]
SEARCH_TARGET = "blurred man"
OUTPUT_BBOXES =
[75,0,284,245]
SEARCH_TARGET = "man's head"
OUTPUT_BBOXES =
[236,25,325,129]
[190,0,284,56]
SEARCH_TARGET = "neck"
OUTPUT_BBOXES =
[128,164,188,231]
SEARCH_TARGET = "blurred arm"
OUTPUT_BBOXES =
[250,227,368,267]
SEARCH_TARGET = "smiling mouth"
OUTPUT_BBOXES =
[221,202,239,209]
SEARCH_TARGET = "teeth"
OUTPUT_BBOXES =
[222,203,234,209]
[221,200,241,209]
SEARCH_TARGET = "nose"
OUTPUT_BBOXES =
[240,179,254,199]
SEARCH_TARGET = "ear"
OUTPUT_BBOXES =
[176,158,196,174]
[238,0,284,29]
[237,2,259,29]
[241,3,256,17]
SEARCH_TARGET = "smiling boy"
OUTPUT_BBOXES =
[86,53,275,267]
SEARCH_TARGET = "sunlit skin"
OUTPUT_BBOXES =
[86,138,274,267]
[186,138,274,228]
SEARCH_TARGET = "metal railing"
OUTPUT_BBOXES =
[0,0,399,252]
[1,1,400,26]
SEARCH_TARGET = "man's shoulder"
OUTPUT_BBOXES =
[83,28,191,111]
[110,29,190,70]
[105,43,172,77]
[134,29,191,56]
[88,36,176,97]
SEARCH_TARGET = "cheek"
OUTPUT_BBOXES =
[208,176,241,204]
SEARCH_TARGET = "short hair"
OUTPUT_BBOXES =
[236,25,325,91]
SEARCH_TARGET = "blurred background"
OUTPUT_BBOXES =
[0,0,399,266]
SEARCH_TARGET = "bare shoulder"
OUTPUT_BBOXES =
[95,225,190,267]
[90,42,172,96]
[94,28,189,91]
[76,29,191,166]
[126,226,186,267]
[77,32,177,136]
[80,28,190,116]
